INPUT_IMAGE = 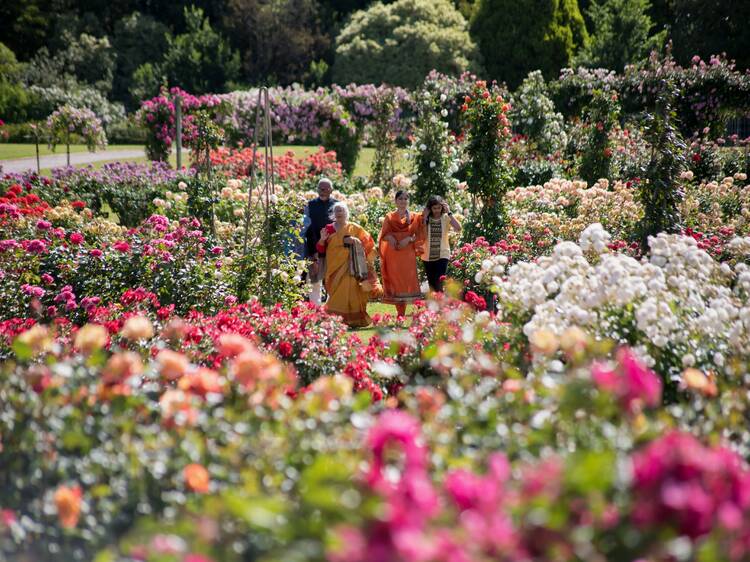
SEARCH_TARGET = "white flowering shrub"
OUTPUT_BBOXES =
[510,71,567,154]
[480,226,750,391]
[408,91,460,202]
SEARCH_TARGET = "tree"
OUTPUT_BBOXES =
[471,0,588,89]
[160,6,240,94]
[112,12,171,107]
[574,0,665,71]
[332,0,481,89]
[23,32,115,94]
[0,0,55,61]
[0,43,31,122]
[224,0,330,85]
[670,0,750,71]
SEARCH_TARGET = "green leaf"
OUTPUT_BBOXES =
[62,430,93,453]
[565,450,615,494]
[224,493,285,530]
[12,340,32,361]
[352,391,372,411]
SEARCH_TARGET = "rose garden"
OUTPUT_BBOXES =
[2,2,750,560]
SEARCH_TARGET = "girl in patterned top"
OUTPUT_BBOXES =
[414,195,462,292]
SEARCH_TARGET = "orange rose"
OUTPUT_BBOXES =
[157,350,189,380]
[184,463,210,493]
[102,351,143,385]
[159,389,198,427]
[681,368,718,397]
[231,346,268,390]
[217,333,254,358]
[178,368,223,398]
[54,485,82,528]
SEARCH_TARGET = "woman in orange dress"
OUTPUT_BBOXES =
[378,190,422,317]
[317,202,379,328]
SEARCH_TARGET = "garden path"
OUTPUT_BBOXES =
[0,148,147,173]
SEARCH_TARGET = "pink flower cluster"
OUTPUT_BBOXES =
[632,431,750,548]
[592,347,662,413]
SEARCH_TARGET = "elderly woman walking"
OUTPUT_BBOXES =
[316,202,380,327]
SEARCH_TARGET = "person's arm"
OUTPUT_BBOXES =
[443,205,461,232]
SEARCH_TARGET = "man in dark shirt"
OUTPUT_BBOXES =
[304,178,338,304]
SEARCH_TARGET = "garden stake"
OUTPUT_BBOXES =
[175,95,182,170]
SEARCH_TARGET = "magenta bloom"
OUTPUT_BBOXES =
[26,239,47,254]
[113,241,131,253]
[21,284,45,298]
[89,248,103,258]
[631,431,750,540]
[36,219,51,230]
[592,347,662,412]
[69,232,84,245]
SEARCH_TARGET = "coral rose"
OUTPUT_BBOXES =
[184,463,210,493]
[102,351,144,385]
[158,350,189,380]
[54,485,82,528]
[217,333,253,358]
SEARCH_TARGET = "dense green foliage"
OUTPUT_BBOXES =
[471,0,588,88]
[157,7,240,95]
[332,0,481,89]
[638,81,687,248]
[0,43,31,122]
[574,0,665,71]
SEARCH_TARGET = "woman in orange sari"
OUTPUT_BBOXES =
[378,190,422,317]
[317,202,379,328]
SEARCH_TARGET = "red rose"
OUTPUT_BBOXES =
[279,341,293,357]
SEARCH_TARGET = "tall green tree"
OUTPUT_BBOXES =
[225,0,330,85]
[23,32,115,94]
[160,6,240,94]
[0,0,55,61]
[471,0,588,89]
[670,0,750,71]
[574,0,665,71]
[0,43,31,122]
[333,0,481,89]
[112,12,171,107]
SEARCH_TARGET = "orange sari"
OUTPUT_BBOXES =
[378,210,422,305]
[322,223,377,328]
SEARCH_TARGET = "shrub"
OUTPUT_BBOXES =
[471,0,588,88]
[573,0,665,71]
[578,90,620,185]
[510,70,568,154]
[332,0,481,89]
[462,80,514,243]
[409,90,458,202]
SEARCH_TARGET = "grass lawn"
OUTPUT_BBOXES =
[0,143,143,161]
[3,143,406,179]
[350,301,415,343]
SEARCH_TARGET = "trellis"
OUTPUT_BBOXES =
[241,87,277,292]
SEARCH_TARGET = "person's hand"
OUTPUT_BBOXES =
[442,203,451,215]
[320,227,330,241]
[398,236,413,249]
